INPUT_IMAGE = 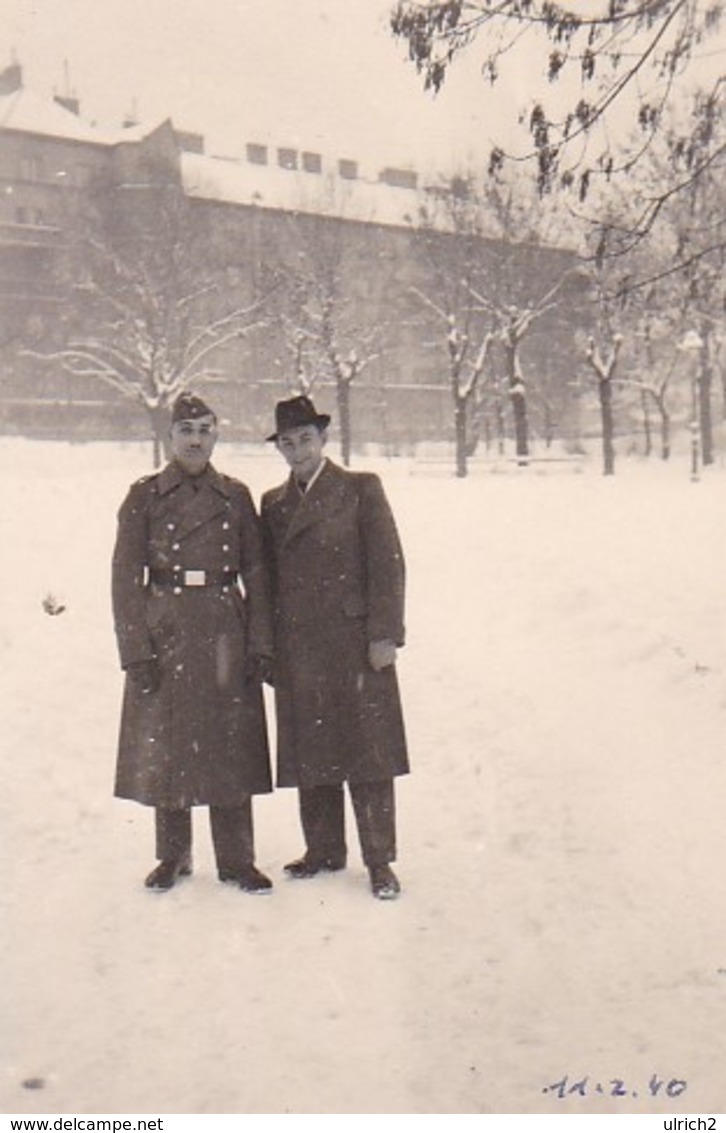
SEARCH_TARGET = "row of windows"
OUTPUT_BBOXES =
[7,157,95,187]
[13,206,47,225]
[10,145,415,192]
[246,143,358,180]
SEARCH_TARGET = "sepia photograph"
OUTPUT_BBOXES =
[1,0,725,1119]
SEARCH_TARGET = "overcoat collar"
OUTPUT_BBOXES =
[157,461,231,498]
[277,460,349,547]
[157,461,231,540]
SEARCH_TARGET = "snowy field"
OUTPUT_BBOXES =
[2,435,726,1117]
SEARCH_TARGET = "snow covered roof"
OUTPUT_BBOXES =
[0,78,521,242]
[181,150,437,233]
[0,84,167,147]
[0,85,111,144]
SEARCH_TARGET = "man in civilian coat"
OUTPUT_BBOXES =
[112,392,274,893]
[261,395,409,900]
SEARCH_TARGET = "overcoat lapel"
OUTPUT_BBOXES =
[158,463,231,541]
[282,462,349,547]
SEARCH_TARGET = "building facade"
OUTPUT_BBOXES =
[0,62,587,453]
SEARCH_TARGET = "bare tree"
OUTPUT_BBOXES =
[26,177,270,466]
[277,213,385,466]
[411,284,492,476]
[468,275,574,464]
[633,315,675,461]
[585,333,623,475]
[409,181,498,475]
[579,122,725,465]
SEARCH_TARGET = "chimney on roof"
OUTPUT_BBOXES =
[54,93,80,116]
[0,62,22,95]
[175,129,205,154]
[122,98,139,129]
[53,59,80,115]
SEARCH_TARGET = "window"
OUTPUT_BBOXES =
[379,167,418,190]
[277,147,298,170]
[246,143,268,166]
[302,151,322,174]
[338,159,358,180]
[20,156,43,182]
[15,206,27,224]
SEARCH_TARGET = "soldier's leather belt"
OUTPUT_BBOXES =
[148,568,239,588]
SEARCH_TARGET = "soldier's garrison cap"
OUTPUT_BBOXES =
[172,392,216,423]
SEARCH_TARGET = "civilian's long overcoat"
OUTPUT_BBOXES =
[261,460,409,788]
[112,462,273,809]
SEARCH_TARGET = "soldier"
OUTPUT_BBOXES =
[112,392,274,893]
[261,395,409,900]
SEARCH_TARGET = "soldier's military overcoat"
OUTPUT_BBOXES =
[112,461,273,809]
[261,459,409,789]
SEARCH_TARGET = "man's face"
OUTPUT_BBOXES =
[169,414,218,475]
[276,424,326,483]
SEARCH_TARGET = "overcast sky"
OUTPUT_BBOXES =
[3,0,522,176]
[4,1,721,183]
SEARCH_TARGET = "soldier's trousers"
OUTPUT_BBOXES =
[155,801,255,874]
[298,780,396,868]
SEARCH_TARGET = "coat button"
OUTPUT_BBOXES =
[222,521,230,530]
[173,586,182,595]
[222,544,229,552]
[172,543,180,551]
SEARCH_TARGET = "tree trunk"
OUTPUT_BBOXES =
[482,413,491,454]
[510,388,529,466]
[698,334,714,466]
[465,405,480,458]
[543,402,554,449]
[599,377,615,476]
[454,397,468,478]
[337,377,352,467]
[503,333,529,464]
[658,401,671,461]
[641,389,652,457]
[148,404,172,469]
[495,388,506,456]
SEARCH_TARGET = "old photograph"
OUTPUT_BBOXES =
[2,0,725,1118]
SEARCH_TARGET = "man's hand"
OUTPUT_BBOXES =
[368,639,397,672]
[126,659,161,694]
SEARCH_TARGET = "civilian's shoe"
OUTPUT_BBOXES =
[144,858,192,891]
[369,864,401,900]
[283,853,346,879]
[219,865,273,893]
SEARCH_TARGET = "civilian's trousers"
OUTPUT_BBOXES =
[298,780,396,868]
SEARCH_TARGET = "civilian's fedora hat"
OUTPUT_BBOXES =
[266,395,331,441]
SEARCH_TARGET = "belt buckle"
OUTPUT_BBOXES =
[183,569,206,587]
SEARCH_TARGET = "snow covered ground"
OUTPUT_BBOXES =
[2,436,726,1116]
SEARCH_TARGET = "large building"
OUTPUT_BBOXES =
[0,62,586,452]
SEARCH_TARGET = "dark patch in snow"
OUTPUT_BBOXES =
[42,594,66,616]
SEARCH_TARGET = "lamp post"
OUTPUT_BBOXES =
[678,330,703,483]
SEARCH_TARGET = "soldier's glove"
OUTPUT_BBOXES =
[126,659,161,694]
[368,639,397,672]
[247,654,275,687]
